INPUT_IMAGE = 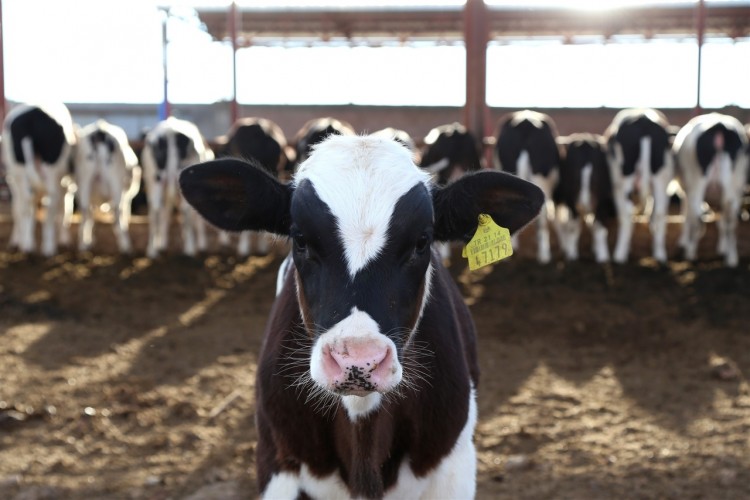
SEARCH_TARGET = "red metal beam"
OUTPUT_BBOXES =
[229,1,240,125]
[0,0,6,126]
[695,0,706,114]
[464,0,489,152]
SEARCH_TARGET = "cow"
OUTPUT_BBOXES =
[419,122,482,185]
[603,108,674,264]
[291,117,356,171]
[495,110,560,264]
[216,117,291,256]
[74,119,141,253]
[418,122,483,263]
[140,116,213,258]
[554,134,615,262]
[179,134,544,499]
[672,112,749,267]
[1,102,76,256]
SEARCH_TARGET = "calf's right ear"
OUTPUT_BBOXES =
[179,158,293,235]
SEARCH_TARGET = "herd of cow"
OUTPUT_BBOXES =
[1,102,749,267]
[3,101,749,498]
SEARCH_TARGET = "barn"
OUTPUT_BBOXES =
[1,1,750,499]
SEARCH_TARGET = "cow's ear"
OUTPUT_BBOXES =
[179,158,293,235]
[432,170,544,242]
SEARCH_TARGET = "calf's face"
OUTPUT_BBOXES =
[179,135,544,399]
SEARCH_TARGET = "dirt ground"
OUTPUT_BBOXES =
[1,204,749,500]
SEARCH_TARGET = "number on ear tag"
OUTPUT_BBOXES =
[462,214,513,270]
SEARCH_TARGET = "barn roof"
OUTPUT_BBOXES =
[196,2,750,46]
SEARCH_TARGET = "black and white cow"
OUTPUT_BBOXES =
[216,117,291,256]
[554,134,615,262]
[140,117,213,258]
[495,110,560,263]
[179,134,543,499]
[673,112,749,267]
[603,108,674,264]
[74,119,141,253]
[419,122,482,185]
[1,102,76,256]
[419,122,483,263]
[291,117,356,171]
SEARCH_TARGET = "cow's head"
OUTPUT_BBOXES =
[180,135,542,400]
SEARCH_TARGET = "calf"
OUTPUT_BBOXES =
[419,122,482,185]
[180,135,543,499]
[419,123,483,263]
[140,117,213,258]
[291,117,356,171]
[603,108,674,263]
[554,134,615,262]
[495,110,560,263]
[673,112,749,267]
[74,119,141,253]
[1,102,76,256]
[216,117,291,255]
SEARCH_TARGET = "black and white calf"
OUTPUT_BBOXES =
[216,117,290,256]
[603,108,674,263]
[419,122,482,185]
[180,135,543,499]
[673,112,749,267]
[141,117,213,258]
[554,134,615,262]
[291,117,356,170]
[74,119,141,253]
[495,110,560,263]
[1,102,76,256]
[419,122,483,263]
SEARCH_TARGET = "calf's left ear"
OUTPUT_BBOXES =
[432,170,544,242]
[179,158,293,235]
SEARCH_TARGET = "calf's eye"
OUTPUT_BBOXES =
[293,233,307,253]
[415,233,430,255]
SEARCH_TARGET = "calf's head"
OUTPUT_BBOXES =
[180,135,542,397]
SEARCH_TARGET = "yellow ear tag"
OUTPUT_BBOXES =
[461,214,513,270]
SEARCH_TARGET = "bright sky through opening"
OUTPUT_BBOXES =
[3,0,749,108]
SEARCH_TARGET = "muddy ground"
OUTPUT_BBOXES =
[1,206,749,500]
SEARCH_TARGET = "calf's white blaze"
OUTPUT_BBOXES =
[294,135,431,277]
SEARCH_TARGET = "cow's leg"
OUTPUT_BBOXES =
[179,199,199,257]
[41,170,62,257]
[256,231,271,255]
[256,413,303,499]
[60,179,74,248]
[649,166,672,264]
[532,174,554,264]
[218,230,231,248]
[554,205,580,261]
[683,179,707,262]
[718,184,741,268]
[592,219,610,263]
[195,209,208,254]
[237,231,251,257]
[111,187,132,254]
[146,183,164,258]
[77,172,95,252]
[9,173,35,252]
[407,390,478,500]
[612,175,635,264]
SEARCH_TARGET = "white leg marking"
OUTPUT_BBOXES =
[386,387,478,499]
[262,471,302,500]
